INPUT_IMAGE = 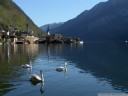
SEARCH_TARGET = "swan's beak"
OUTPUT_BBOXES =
[40,70,43,74]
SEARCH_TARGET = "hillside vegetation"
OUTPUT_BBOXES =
[0,0,46,36]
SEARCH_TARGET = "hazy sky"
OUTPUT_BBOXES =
[13,0,108,27]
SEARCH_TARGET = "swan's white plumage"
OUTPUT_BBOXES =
[22,61,32,68]
[29,70,44,83]
[56,62,67,71]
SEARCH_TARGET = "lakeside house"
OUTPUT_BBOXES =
[0,24,40,44]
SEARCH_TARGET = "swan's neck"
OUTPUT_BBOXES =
[64,63,67,71]
[64,64,67,68]
[41,72,44,81]
[29,62,32,66]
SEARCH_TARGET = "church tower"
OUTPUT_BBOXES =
[47,25,50,36]
[46,25,51,44]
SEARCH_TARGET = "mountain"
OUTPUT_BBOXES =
[53,0,128,41]
[0,0,45,36]
[40,22,64,32]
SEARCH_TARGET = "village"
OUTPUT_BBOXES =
[0,24,83,45]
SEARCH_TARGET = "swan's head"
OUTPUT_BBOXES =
[40,70,43,74]
[30,60,32,64]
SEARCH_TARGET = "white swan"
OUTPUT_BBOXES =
[56,62,67,72]
[29,70,44,83]
[22,61,32,68]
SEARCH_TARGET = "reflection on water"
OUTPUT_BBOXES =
[0,44,40,96]
[63,42,128,93]
[0,43,128,96]
[31,82,45,94]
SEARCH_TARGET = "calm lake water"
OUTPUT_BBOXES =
[0,42,128,96]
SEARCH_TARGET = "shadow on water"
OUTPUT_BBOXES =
[0,81,16,96]
[62,42,128,93]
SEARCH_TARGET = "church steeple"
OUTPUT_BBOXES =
[47,25,50,36]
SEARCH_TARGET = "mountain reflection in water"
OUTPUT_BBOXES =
[62,43,128,92]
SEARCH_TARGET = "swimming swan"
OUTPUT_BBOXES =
[22,61,32,68]
[29,70,44,83]
[56,62,67,71]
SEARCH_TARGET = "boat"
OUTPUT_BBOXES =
[79,41,84,44]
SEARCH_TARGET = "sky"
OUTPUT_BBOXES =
[13,0,108,27]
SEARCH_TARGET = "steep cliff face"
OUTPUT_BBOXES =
[53,0,128,41]
[0,0,45,36]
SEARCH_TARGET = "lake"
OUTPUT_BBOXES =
[0,42,128,96]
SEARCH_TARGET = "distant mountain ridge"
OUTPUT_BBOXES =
[53,0,128,41]
[0,0,45,36]
[40,22,64,32]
